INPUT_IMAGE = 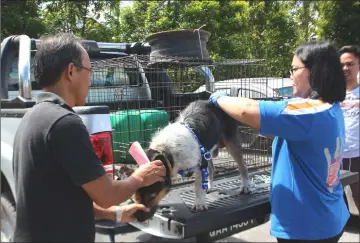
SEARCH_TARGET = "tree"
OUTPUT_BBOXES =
[40,0,112,40]
[5,0,359,81]
[246,1,298,77]
[1,0,46,40]
[293,0,319,44]
[317,0,360,46]
[114,1,151,42]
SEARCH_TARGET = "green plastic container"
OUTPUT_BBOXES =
[110,109,169,164]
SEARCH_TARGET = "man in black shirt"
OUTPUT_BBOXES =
[12,33,166,242]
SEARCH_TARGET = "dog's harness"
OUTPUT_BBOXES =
[178,122,211,190]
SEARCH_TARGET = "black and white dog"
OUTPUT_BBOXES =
[133,99,250,222]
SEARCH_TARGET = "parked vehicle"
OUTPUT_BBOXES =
[194,77,294,98]
[1,34,358,243]
[0,35,115,241]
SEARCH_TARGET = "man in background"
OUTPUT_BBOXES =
[339,45,360,225]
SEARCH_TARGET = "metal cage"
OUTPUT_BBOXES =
[90,55,291,183]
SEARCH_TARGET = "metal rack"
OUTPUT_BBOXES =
[90,55,288,182]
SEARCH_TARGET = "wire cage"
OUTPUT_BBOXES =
[89,55,291,182]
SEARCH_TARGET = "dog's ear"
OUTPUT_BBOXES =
[162,151,174,169]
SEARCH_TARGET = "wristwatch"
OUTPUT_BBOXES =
[115,206,122,223]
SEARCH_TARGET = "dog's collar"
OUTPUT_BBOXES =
[180,122,212,162]
[180,122,210,190]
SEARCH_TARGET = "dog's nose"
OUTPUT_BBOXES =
[134,208,156,222]
[184,171,194,177]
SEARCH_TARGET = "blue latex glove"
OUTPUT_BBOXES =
[209,91,229,108]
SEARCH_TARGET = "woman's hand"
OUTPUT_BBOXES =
[209,91,229,108]
[209,91,261,129]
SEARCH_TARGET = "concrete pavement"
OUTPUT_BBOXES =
[95,219,359,242]
[218,220,359,242]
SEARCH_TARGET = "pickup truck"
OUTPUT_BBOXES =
[0,35,116,242]
[1,34,359,243]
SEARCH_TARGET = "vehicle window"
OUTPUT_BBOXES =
[8,57,142,91]
[90,57,142,87]
[275,86,293,97]
[91,67,136,87]
[8,58,38,91]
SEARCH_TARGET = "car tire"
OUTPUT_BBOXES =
[1,191,16,242]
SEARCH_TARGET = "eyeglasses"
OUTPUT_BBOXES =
[74,64,92,73]
[290,66,306,76]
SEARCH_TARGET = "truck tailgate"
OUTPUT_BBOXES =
[129,169,271,239]
[95,169,358,241]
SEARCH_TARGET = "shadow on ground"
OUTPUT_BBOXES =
[344,224,360,235]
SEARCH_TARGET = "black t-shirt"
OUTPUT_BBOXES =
[12,92,106,242]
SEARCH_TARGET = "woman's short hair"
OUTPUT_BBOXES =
[294,40,346,103]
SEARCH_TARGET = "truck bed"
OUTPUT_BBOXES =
[95,168,358,242]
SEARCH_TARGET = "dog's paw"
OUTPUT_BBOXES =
[239,180,251,194]
[239,185,251,194]
[192,202,208,211]
[192,196,208,211]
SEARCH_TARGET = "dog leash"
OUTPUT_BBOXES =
[179,122,211,190]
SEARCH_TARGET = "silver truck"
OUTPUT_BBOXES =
[1,34,359,243]
[0,35,117,241]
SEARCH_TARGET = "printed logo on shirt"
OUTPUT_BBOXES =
[341,98,360,116]
[324,137,342,193]
[281,99,333,115]
[341,92,359,107]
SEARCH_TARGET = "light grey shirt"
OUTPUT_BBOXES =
[341,86,360,158]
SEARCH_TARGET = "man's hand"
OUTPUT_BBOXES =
[94,202,149,223]
[83,160,166,208]
[209,91,229,108]
[120,204,150,223]
[130,160,166,187]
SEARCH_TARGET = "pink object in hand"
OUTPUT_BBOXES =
[129,141,150,166]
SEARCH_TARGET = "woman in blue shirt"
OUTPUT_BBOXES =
[209,41,349,242]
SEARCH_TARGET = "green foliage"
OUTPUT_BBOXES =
[115,1,150,42]
[40,0,112,40]
[293,0,319,44]
[1,0,46,40]
[1,0,359,82]
[246,1,298,77]
[317,0,360,46]
[115,0,297,78]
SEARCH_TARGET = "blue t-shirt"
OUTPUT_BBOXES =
[259,97,349,240]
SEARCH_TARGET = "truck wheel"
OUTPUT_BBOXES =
[1,191,16,242]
